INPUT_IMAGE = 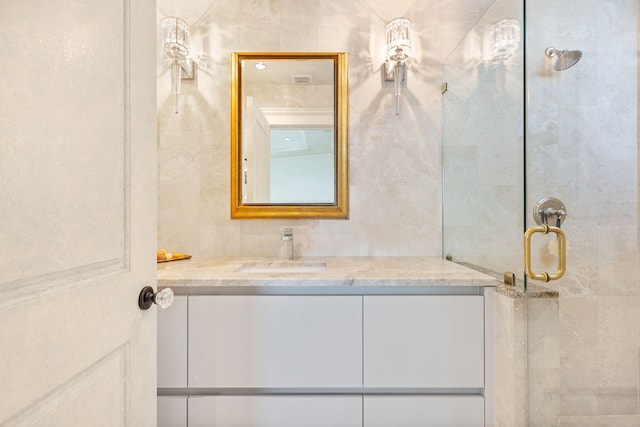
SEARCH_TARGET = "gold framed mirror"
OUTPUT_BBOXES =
[230,52,348,219]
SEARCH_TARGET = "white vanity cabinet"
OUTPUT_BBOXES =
[188,295,362,388]
[363,295,485,388]
[157,296,188,427]
[157,290,491,427]
[157,296,188,388]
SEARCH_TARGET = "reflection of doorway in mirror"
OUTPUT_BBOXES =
[270,127,335,203]
[243,97,271,203]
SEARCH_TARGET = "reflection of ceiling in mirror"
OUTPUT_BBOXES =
[270,128,334,159]
[242,59,334,85]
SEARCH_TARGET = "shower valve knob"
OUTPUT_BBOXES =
[533,197,567,227]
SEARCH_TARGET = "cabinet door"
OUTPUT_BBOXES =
[364,396,484,427]
[189,295,362,388]
[158,396,187,427]
[364,295,484,388]
[157,295,188,388]
[189,396,362,427]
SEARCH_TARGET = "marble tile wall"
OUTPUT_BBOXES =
[527,297,561,426]
[494,289,561,427]
[494,292,528,427]
[156,0,494,259]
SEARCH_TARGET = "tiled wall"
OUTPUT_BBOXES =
[156,0,494,259]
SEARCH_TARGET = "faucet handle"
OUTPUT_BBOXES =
[282,228,293,241]
[281,228,294,260]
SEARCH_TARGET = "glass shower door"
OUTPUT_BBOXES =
[524,0,640,425]
[443,0,639,425]
[442,0,525,279]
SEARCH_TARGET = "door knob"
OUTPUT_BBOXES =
[138,286,174,310]
[525,196,568,282]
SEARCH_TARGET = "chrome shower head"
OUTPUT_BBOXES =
[545,47,582,71]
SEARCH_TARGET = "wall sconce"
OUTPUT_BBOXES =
[162,17,195,114]
[383,17,412,116]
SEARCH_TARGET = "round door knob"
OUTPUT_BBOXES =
[138,286,174,310]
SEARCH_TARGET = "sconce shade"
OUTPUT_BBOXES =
[386,17,411,61]
[383,17,411,115]
[489,18,520,61]
[161,17,194,114]
[162,17,191,61]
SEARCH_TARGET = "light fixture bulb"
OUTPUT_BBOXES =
[162,17,191,62]
[384,17,411,116]
[161,17,194,114]
[489,18,520,61]
[386,17,412,62]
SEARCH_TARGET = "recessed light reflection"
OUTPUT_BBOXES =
[255,62,266,70]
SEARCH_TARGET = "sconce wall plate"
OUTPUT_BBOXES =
[383,60,405,82]
[181,63,196,81]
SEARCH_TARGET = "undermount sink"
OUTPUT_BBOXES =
[235,260,327,273]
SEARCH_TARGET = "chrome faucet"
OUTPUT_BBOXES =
[281,228,294,260]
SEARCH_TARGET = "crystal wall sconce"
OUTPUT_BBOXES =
[383,17,412,116]
[489,18,520,62]
[162,17,195,114]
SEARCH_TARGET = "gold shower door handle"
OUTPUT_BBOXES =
[524,224,566,282]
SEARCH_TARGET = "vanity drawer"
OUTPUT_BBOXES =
[188,396,362,427]
[188,295,362,388]
[363,295,484,388]
[364,396,484,426]
[157,396,187,427]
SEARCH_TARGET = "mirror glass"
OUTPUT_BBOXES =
[231,52,348,219]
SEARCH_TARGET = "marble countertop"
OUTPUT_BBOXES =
[157,256,500,290]
[496,282,559,298]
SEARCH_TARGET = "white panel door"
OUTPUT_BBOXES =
[243,96,271,203]
[364,396,485,427]
[189,396,363,427]
[189,295,362,388]
[364,296,484,388]
[0,0,157,425]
